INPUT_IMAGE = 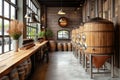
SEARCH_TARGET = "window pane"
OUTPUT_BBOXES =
[0,0,16,54]
[11,0,15,4]
[0,37,2,54]
[10,38,13,50]
[58,34,62,39]
[0,19,2,35]
[4,20,9,35]
[27,27,29,37]
[26,0,29,6]
[0,0,2,16]
[58,31,63,35]
[11,6,15,19]
[4,1,9,18]
[26,0,39,40]
[4,37,9,52]
[58,30,69,39]
[29,1,31,7]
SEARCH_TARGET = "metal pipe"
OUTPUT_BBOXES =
[111,0,115,19]
[87,0,90,20]
[95,0,99,17]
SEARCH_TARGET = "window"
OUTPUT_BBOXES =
[57,30,70,40]
[26,0,40,40]
[27,25,38,39]
[0,0,17,54]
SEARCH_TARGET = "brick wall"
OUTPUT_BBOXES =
[47,7,82,42]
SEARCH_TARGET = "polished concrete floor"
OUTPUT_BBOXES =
[31,52,120,80]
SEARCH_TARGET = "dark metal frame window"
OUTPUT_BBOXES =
[0,0,17,54]
[57,30,70,40]
[26,0,39,40]
[27,25,38,39]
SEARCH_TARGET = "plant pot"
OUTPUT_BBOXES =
[14,40,19,52]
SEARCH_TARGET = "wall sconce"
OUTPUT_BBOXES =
[25,13,40,23]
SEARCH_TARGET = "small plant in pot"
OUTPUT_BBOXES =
[38,30,46,42]
[45,28,54,40]
[45,28,55,52]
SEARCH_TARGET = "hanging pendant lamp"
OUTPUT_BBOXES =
[58,9,66,15]
[25,13,40,23]
[58,0,66,15]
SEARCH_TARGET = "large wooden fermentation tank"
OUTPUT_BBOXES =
[79,25,84,50]
[71,29,75,43]
[83,17,114,68]
[75,29,79,44]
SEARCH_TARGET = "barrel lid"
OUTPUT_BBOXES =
[86,17,113,24]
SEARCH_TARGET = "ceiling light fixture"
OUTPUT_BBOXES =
[58,0,66,15]
[58,9,66,15]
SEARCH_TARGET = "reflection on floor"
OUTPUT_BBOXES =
[31,52,120,80]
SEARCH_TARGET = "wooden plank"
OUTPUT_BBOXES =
[0,41,48,78]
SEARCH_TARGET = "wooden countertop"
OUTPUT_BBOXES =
[0,41,48,78]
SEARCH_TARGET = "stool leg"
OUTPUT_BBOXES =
[90,54,93,79]
[85,54,87,72]
[46,52,49,63]
[82,53,85,68]
[80,51,82,64]
[111,54,114,78]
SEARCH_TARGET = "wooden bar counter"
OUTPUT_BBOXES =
[0,41,48,78]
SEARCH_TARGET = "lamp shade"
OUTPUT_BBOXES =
[25,13,40,23]
[58,9,66,15]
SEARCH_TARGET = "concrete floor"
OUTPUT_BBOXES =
[31,52,120,80]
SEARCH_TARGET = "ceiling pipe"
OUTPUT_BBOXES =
[111,0,115,19]
[87,0,91,20]
[95,0,99,17]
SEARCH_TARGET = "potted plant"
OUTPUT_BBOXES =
[45,28,56,52]
[38,29,46,43]
[7,20,23,52]
[45,28,54,40]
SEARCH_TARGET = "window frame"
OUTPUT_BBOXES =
[26,0,39,40]
[57,30,70,40]
[0,0,17,54]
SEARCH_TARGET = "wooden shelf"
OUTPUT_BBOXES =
[0,41,48,78]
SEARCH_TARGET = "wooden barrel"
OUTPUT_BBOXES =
[71,30,74,44]
[71,29,75,47]
[57,43,62,51]
[79,25,84,50]
[67,43,72,51]
[9,68,19,80]
[73,29,76,44]
[63,43,67,51]
[23,60,29,77]
[0,76,10,80]
[27,58,32,75]
[49,40,56,52]
[75,29,79,44]
[84,17,114,68]
[17,64,25,80]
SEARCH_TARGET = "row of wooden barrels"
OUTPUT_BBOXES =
[0,58,31,80]
[49,41,72,52]
[71,17,114,68]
